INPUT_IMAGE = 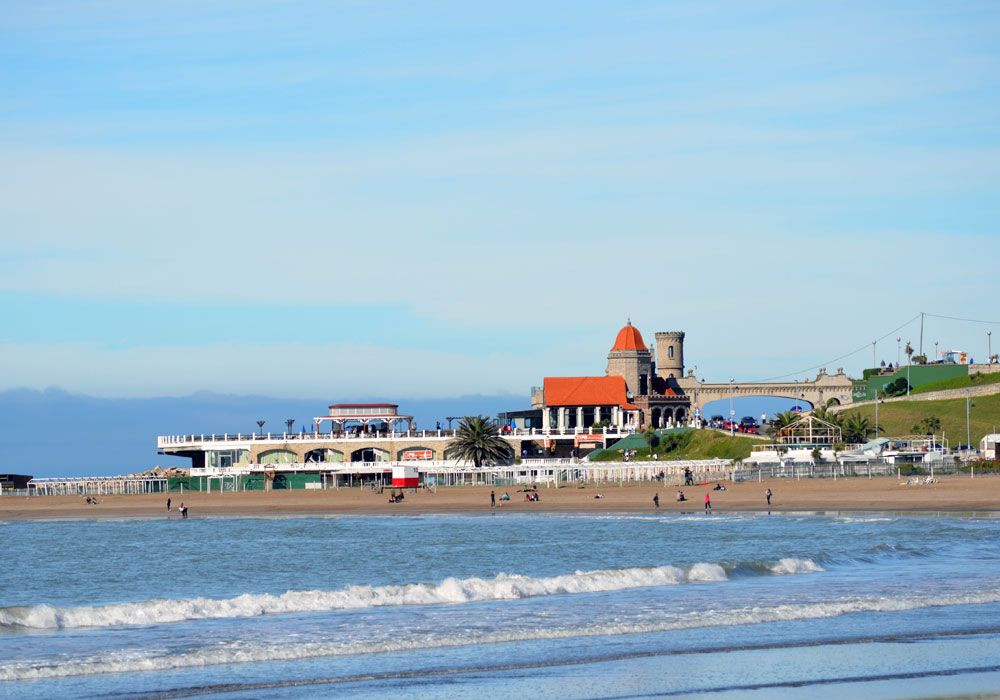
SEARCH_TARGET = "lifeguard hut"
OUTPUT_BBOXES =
[392,465,419,488]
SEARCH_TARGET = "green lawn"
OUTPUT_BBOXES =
[911,370,1000,395]
[589,429,761,462]
[839,393,1000,447]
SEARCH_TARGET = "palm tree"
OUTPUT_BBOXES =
[912,416,941,435]
[841,413,882,443]
[811,406,841,427]
[905,341,914,365]
[767,411,799,439]
[643,425,658,449]
[448,415,512,469]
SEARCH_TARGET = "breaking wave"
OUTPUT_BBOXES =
[0,559,823,632]
[4,587,1000,681]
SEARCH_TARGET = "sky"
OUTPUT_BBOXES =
[2,0,999,404]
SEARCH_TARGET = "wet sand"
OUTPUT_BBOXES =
[2,474,998,520]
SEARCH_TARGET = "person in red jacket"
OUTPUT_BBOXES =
[704,492,712,513]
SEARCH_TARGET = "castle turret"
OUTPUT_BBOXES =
[607,321,652,397]
[655,331,685,380]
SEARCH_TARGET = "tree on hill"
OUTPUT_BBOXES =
[884,377,911,397]
[905,341,914,365]
[912,416,942,435]
[643,425,659,448]
[448,415,512,469]
[842,413,882,443]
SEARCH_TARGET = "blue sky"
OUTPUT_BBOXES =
[2,1,998,401]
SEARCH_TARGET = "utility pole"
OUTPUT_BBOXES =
[919,312,924,360]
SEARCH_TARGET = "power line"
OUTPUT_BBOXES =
[749,314,922,383]
[923,312,1000,325]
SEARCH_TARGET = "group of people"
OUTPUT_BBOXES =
[388,490,406,503]
[85,497,98,505]
[165,498,188,518]
[490,491,512,507]
[651,486,773,511]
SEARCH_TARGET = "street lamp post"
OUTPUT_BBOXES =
[872,341,876,370]
[692,366,699,426]
[875,396,879,441]
[897,337,901,368]
[989,331,993,363]
[935,340,939,363]
[256,420,265,436]
[286,419,295,434]
[906,340,911,397]
[966,389,974,451]
[729,378,735,437]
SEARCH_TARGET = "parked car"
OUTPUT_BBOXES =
[710,414,725,428]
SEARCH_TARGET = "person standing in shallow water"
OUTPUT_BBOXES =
[653,492,659,510]
[491,490,496,508]
[166,498,171,512]
[704,493,711,513]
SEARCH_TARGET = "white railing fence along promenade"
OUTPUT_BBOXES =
[157,426,636,448]
[28,476,169,496]
[731,460,964,482]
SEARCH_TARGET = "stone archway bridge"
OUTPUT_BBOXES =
[674,368,854,413]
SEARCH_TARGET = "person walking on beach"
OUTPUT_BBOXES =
[704,493,711,513]
[166,498,171,512]
[653,492,659,510]
[766,488,772,506]
[180,503,188,519]
[491,490,496,508]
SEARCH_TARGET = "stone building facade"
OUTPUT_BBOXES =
[534,321,692,430]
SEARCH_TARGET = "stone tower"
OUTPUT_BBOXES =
[654,331,685,380]
[606,321,652,397]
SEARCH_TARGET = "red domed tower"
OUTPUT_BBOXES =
[607,320,652,397]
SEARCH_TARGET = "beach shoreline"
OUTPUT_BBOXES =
[2,474,998,520]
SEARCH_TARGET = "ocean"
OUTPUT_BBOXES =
[2,511,1000,699]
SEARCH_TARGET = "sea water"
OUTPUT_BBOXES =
[2,511,1000,699]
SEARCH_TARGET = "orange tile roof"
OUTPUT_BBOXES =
[611,322,645,351]
[544,376,638,409]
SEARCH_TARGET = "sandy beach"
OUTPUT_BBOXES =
[2,474,999,520]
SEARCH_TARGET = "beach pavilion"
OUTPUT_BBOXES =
[313,403,414,435]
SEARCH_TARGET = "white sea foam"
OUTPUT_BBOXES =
[833,517,893,524]
[5,587,1000,682]
[768,558,824,575]
[0,562,733,632]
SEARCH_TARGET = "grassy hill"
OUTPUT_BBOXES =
[589,429,762,462]
[838,393,1000,447]
[911,370,1000,395]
